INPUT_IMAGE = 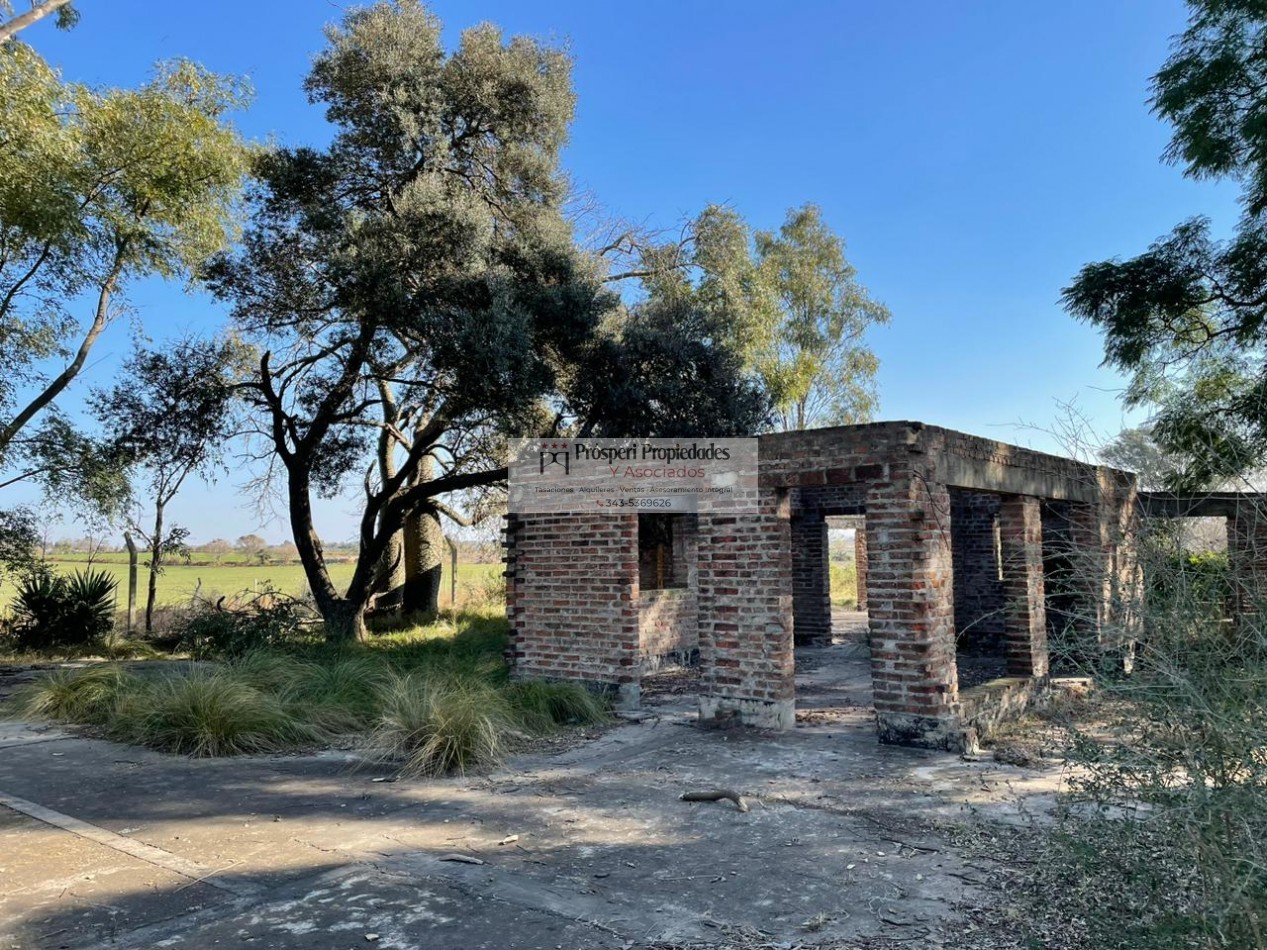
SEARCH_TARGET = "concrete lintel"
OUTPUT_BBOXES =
[1138,491,1267,519]
[935,452,1100,504]
[698,696,795,731]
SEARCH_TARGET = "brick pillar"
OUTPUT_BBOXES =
[854,525,868,612]
[949,490,1005,652]
[791,515,831,644]
[998,495,1048,678]
[866,473,962,750]
[1228,499,1267,617]
[696,487,795,730]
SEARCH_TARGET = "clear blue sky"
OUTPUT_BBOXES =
[11,0,1243,544]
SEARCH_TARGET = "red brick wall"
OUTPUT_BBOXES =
[696,488,795,729]
[998,494,1048,677]
[854,525,868,612]
[791,515,831,644]
[506,422,1141,748]
[505,512,640,704]
[949,489,1005,652]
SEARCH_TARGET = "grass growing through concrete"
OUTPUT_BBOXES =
[8,610,609,773]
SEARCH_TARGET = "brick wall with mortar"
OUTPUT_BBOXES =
[505,512,641,706]
[791,516,830,644]
[854,525,868,612]
[998,495,1048,677]
[948,489,1005,654]
[507,421,1141,748]
[695,487,795,729]
[637,514,700,665]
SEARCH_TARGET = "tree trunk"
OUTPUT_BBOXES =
[371,528,406,611]
[145,504,163,635]
[322,597,367,642]
[403,505,443,614]
[124,532,138,635]
[285,461,364,643]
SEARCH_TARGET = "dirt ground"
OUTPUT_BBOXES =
[0,613,1079,950]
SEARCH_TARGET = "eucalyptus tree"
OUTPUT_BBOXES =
[0,39,252,495]
[618,203,889,431]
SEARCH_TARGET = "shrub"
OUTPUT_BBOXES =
[111,670,320,756]
[370,672,518,776]
[1043,541,1267,949]
[13,664,136,723]
[9,565,116,650]
[504,680,609,733]
[176,587,311,659]
[283,653,389,730]
[462,570,506,609]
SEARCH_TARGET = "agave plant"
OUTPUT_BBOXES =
[11,565,116,650]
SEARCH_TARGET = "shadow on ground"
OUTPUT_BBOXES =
[0,620,1065,950]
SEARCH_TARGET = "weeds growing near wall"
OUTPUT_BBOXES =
[8,611,609,775]
[1034,526,1267,949]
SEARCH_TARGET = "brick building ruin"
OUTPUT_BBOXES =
[504,421,1264,751]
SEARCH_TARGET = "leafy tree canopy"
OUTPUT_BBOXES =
[208,1,767,639]
[627,203,888,431]
[0,37,252,507]
[1063,0,1267,486]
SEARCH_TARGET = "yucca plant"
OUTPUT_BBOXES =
[10,565,115,650]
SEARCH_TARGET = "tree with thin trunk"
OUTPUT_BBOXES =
[91,339,243,633]
[0,43,252,493]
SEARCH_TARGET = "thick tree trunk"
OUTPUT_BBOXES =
[403,505,443,614]
[372,528,406,611]
[322,598,367,642]
[286,462,367,642]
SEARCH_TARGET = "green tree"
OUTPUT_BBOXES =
[627,203,889,431]
[1100,425,1191,491]
[1062,0,1267,484]
[0,40,252,488]
[91,338,242,633]
[208,1,765,638]
[755,205,890,430]
[0,1,77,44]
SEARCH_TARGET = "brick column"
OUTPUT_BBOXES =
[791,515,831,644]
[949,490,1005,652]
[854,525,868,612]
[696,487,795,730]
[997,495,1048,678]
[866,472,961,750]
[1228,499,1267,617]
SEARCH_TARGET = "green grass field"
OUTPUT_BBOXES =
[1,560,502,612]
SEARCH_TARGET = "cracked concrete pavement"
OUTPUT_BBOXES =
[0,619,1067,949]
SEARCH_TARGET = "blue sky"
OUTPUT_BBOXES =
[10,0,1244,543]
